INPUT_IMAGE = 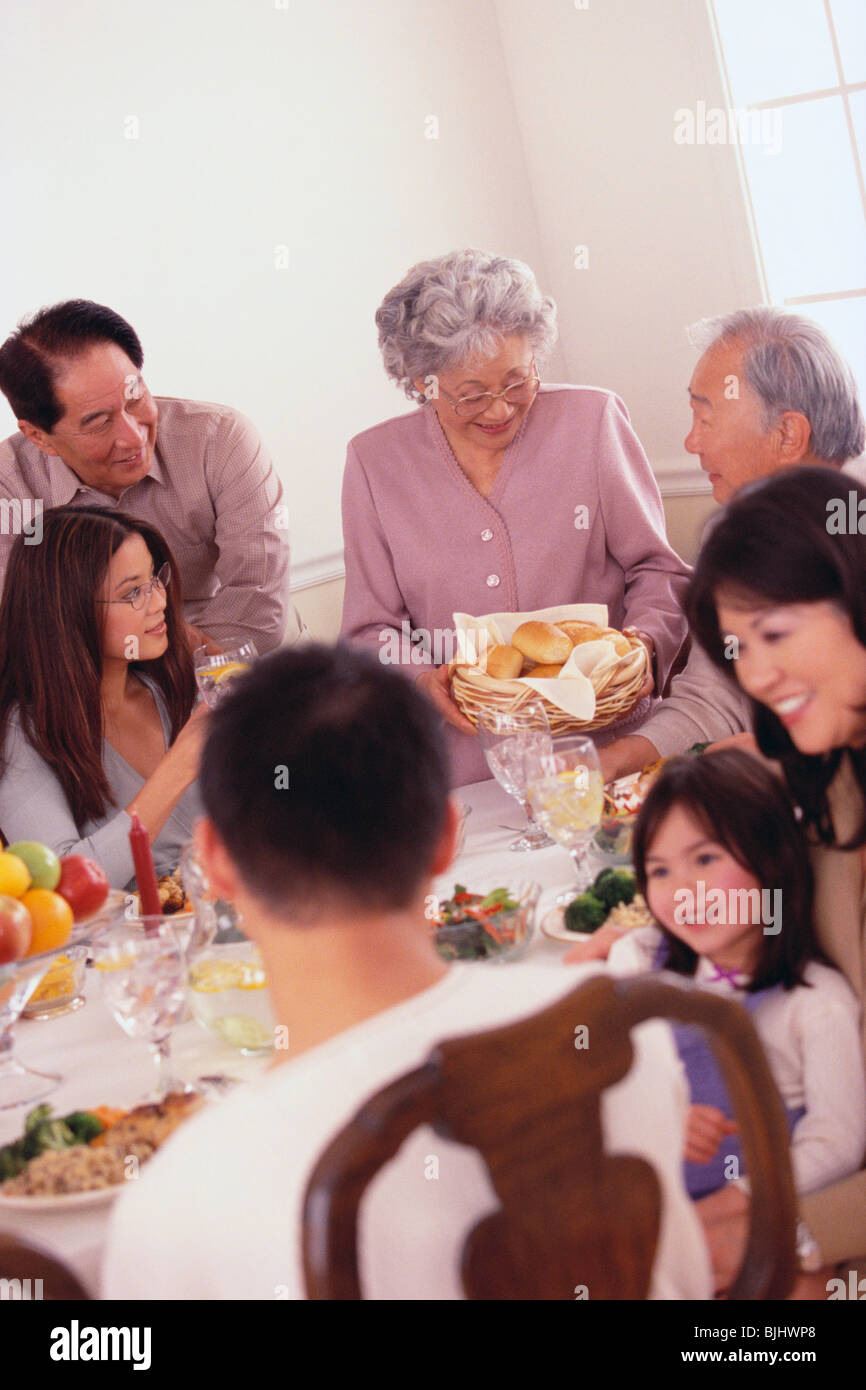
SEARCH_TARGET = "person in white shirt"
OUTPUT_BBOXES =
[102,643,711,1300]
[610,750,865,1220]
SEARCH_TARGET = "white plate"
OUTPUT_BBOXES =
[541,903,582,943]
[0,1184,122,1212]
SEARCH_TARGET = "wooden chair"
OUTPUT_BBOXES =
[0,1233,90,1299]
[302,972,798,1300]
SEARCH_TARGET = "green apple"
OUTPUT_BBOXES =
[6,841,61,891]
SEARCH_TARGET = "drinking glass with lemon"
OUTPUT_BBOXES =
[524,737,604,902]
[193,641,258,709]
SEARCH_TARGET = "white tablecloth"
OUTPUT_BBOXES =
[0,777,587,1295]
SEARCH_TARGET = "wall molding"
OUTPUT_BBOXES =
[655,462,713,498]
[290,550,346,591]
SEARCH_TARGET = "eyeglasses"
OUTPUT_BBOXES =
[438,365,540,420]
[97,563,171,612]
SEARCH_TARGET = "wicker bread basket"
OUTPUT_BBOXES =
[449,627,650,735]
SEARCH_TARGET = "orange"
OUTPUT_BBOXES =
[0,851,32,899]
[21,888,74,956]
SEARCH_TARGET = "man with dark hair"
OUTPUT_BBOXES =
[102,643,710,1300]
[600,307,866,784]
[0,300,304,652]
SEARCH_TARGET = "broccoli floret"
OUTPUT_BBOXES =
[564,892,607,934]
[23,1103,52,1134]
[593,869,637,910]
[64,1112,105,1144]
[0,1140,27,1181]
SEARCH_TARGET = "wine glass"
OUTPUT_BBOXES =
[0,948,71,1109]
[92,925,189,1101]
[525,736,604,900]
[477,703,555,851]
[193,640,258,709]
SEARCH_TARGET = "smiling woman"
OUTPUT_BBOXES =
[340,249,692,786]
[686,466,866,1288]
[0,507,206,889]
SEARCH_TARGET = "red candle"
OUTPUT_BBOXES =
[129,813,161,923]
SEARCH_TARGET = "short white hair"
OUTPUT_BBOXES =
[689,307,864,464]
[376,249,558,403]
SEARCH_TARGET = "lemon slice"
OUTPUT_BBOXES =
[93,952,137,972]
[238,963,267,990]
[210,662,249,685]
[189,960,244,993]
[209,1015,273,1050]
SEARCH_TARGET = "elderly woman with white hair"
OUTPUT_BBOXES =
[340,249,691,786]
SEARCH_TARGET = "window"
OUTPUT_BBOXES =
[710,0,866,405]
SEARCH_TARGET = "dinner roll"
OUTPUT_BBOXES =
[511,621,572,665]
[600,627,633,657]
[558,619,604,646]
[485,644,524,680]
[526,663,564,678]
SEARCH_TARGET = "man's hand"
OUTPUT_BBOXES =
[598,734,660,785]
[697,1183,750,1294]
[415,665,477,735]
[184,622,222,656]
[685,1104,738,1164]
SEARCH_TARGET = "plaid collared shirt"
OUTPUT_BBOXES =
[0,396,304,650]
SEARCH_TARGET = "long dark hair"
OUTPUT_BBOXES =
[686,466,866,848]
[0,506,195,829]
[632,751,820,991]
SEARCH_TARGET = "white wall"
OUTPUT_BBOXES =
[0,0,563,583]
[1,0,765,585]
[494,0,763,479]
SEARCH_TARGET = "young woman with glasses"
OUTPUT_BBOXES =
[0,506,207,887]
[340,249,691,786]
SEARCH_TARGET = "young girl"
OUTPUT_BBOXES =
[607,749,866,1202]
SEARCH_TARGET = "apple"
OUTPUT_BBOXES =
[0,894,33,964]
[56,855,111,923]
[6,841,61,891]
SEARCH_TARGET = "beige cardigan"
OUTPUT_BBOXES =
[800,754,866,1264]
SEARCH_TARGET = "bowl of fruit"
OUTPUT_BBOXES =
[431,881,540,963]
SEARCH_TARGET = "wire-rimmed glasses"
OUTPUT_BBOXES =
[438,365,540,420]
[96,562,171,612]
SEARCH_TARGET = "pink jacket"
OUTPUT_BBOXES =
[340,385,690,786]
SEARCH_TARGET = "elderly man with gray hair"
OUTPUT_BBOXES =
[340,248,691,788]
[600,306,866,785]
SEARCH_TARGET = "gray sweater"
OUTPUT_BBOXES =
[0,673,202,890]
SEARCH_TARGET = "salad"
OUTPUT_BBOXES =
[433,884,527,961]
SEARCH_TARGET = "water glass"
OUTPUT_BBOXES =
[477,703,554,851]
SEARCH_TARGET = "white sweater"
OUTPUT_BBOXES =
[608,926,866,1196]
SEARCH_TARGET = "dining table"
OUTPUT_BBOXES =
[0,775,603,1297]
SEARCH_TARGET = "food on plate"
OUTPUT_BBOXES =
[564,867,642,934]
[0,1093,204,1195]
[511,621,572,665]
[0,894,33,964]
[56,856,111,923]
[432,884,529,960]
[156,870,192,916]
[484,643,525,680]
[525,662,564,679]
